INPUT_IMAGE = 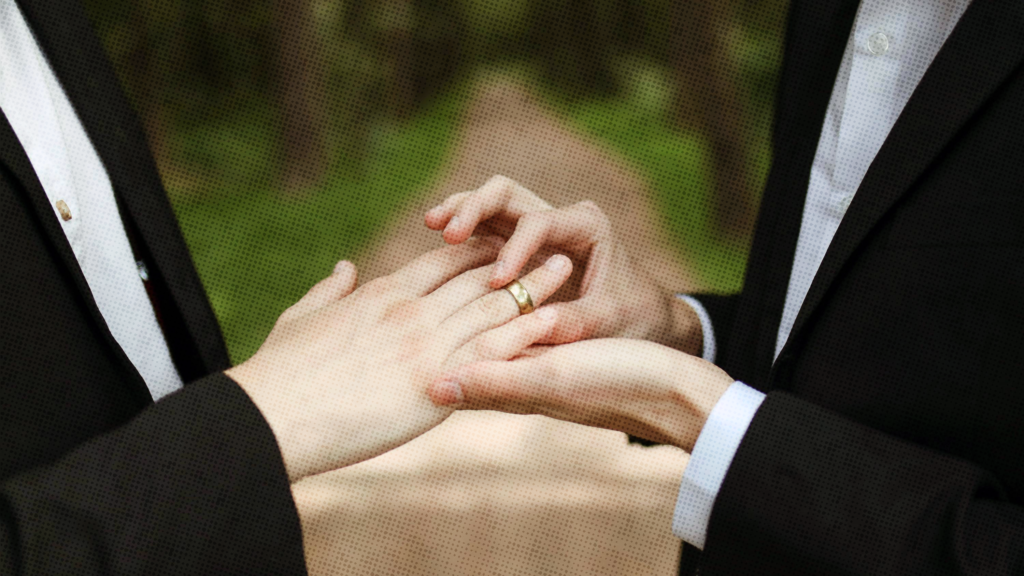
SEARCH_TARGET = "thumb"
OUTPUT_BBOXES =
[427,357,547,414]
[285,260,359,320]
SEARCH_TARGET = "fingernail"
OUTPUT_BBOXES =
[493,260,506,279]
[429,204,444,216]
[545,254,567,271]
[445,216,460,233]
[333,260,351,275]
[433,378,464,406]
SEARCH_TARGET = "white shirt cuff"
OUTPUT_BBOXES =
[672,381,765,549]
[676,295,716,364]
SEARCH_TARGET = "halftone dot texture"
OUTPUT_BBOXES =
[0,0,183,401]
[2,0,1024,573]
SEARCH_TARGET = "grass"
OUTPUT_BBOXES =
[167,64,762,363]
[551,61,756,292]
[169,91,469,363]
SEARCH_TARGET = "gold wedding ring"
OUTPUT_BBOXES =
[503,280,535,315]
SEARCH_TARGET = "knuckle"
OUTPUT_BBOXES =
[492,381,526,406]
[464,265,492,285]
[470,337,499,360]
[398,333,430,361]
[520,362,559,405]
[488,174,516,191]
[578,200,610,224]
[492,175,520,203]
[451,241,488,264]
[472,292,511,319]
[578,199,606,216]
[472,370,521,406]
[445,191,469,207]
[517,211,548,231]
[427,243,465,268]
[381,300,424,325]
[364,275,397,295]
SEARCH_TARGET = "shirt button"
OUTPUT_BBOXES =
[867,32,890,55]
[55,199,72,221]
[137,260,151,282]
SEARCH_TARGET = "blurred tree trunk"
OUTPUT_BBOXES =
[612,0,645,49]
[126,4,169,173]
[411,0,467,108]
[670,0,756,240]
[272,0,329,195]
[528,0,618,99]
[382,0,416,120]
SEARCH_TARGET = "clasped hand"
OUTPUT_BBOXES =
[228,236,572,481]
[230,173,735,483]
[424,176,734,453]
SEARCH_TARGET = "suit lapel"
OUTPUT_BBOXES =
[775,0,1024,377]
[0,112,154,405]
[15,0,231,376]
[729,0,860,387]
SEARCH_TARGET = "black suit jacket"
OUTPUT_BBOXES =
[683,0,1024,573]
[0,0,306,572]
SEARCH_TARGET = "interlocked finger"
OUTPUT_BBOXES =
[421,263,500,323]
[445,307,558,369]
[437,254,572,352]
[384,235,504,298]
[489,200,610,288]
[425,176,552,244]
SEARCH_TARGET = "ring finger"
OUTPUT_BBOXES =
[444,306,558,369]
[437,254,572,351]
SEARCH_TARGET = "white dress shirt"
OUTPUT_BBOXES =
[0,0,183,400]
[673,0,972,548]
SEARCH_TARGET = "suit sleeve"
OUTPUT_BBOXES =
[630,293,740,448]
[685,294,739,365]
[700,392,1024,575]
[0,373,307,575]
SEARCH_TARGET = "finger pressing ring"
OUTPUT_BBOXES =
[503,280,535,315]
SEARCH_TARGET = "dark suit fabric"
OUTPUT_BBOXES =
[685,0,1024,573]
[0,0,305,572]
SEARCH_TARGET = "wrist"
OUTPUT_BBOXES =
[226,361,312,482]
[661,351,733,452]
[650,293,703,356]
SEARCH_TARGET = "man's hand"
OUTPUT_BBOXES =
[424,175,703,355]
[227,237,573,482]
[426,339,734,452]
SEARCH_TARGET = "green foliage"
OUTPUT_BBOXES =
[81,0,790,358]
[84,0,276,127]
[171,89,469,362]
[544,58,750,292]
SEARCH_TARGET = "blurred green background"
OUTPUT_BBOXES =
[83,0,790,362]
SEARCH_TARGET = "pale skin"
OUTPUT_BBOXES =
[423,175,704,354]
[424,176,734,452]
[227,236,574,482]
